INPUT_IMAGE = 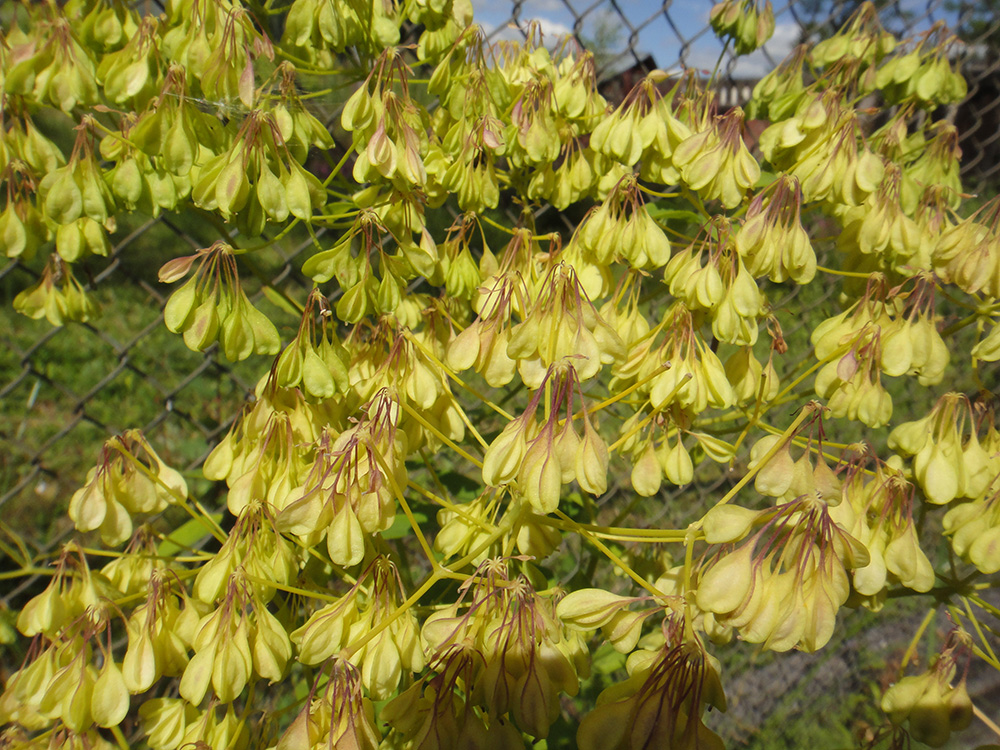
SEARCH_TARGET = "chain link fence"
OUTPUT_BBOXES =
[2,4,999,731]
[2,0,1000,743]
[2,0,999,568]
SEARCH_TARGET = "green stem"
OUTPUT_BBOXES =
[110,724,130,750]
[901,607,936,671]
[554,508,666,599]
[400,401,484,469]
[712,401,819,509]
[960,596,1000,667]
[535,514,690,543]
[0,567,56,580]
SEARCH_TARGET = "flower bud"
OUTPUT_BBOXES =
[91,660,129,728]
[557,588,633,631]
[702,504,759,543]
[696,544,755,614]
[483,419,528,487]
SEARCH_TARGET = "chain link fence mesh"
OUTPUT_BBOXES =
[1,2,999,737]
[2,0,999,570]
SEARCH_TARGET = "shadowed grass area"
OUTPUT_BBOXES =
[0,215,311,544]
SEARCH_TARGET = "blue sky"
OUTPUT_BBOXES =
[470,0,957,78]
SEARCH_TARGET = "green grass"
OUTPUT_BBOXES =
[0,215,312,545]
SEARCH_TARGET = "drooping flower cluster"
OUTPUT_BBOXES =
[881,629,974,747]
[696,494,868,652]
[1,0,996,747]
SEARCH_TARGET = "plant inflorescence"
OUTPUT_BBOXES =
[1,0,999,748]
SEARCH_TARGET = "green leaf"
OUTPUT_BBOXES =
[382,511,428,540]
[157,513,222,556]
[439,471,481,502]
[755,169,779,189]
[520,560,550,591]
[263,286,304,317]
[645,206,704,227]
[0,609,17,645]
[590,642,627,675]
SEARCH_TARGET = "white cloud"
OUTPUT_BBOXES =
[479,20,524,43]
[533,16,574,41]
[522,0,566,13]
[479,14,576,46]
[730,21,799,77]
[763,21,799,60]
[684,47,728,73]
[472,0,567,22]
